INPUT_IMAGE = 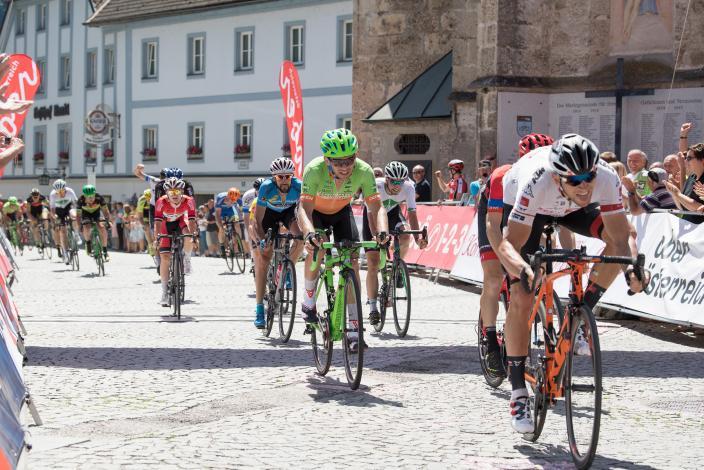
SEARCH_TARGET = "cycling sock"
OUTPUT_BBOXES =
[485,326,499,353]
[368,298,378,311]
[161,281,168,292]
[87,240,92,252]
[303,278,316,308]
[584,281,607,310]
[346,303,358,331]
[507,356,527,391]
[102,247,107,253]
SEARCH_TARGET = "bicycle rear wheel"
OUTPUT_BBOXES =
[374,271,388,333]
[234,234,246,273]
[277,260,297,342]
[565,305,602,470]
[341,269,364,390]
[172,254,182,320]
[392,259,411,337]
[225,233,235,272]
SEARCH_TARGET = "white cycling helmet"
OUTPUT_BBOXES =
[384,161,409,180]
[163,177,186,192]
[53,179,66,191]
[269,157,295,175]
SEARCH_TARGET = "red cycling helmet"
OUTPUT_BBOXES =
[448,159,464,172]
[518,133,554,158]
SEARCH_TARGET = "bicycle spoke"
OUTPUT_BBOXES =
[392,260,411,337]
[341,269,364,390]
[277,261,296,342]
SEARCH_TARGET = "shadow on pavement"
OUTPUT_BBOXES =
[306,376,404,408]
[617,320,704,349]
[514,442,659,470]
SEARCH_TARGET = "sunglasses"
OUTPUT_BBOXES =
[275,174,293,180]
[412,170,423,174]
[563,170,597,186]
[329,157,356,168]
[685,156,701,162]
[481,173,489,178]
[167,189,183,196]
[388,178,405,186]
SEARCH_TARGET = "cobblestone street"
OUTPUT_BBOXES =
[12,251,704,469]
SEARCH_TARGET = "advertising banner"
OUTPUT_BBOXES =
[279,61,304,179]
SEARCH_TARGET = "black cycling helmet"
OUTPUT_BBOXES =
[253,178,265,190]
[549,133,600,176]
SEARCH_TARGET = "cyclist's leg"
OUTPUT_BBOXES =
[29,212,40,242]
[179,219,194,273]
[81,217,93,254]
[282,206,304,263]
[361,207,381,320]
[477,193,502,345]
[301,210,332,322]
[254,210,276,326]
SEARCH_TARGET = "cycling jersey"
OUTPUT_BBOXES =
[257,177,302,212]
[486,165,512,214]
[26,194,47,208]
[215,192,242,220]
[503,146,623,226]
[143,175,159,205]
[154,195,196,224]
[373,178,416,211]
[242,188,257,213]
[300,156,380,215]
[76,194,108,214]
[449,175,469,200]
[136,195,149,219]
[249,200,257,221]
[49,188,78,209]
[2,203,20,215]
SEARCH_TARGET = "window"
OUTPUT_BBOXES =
[61,0,72,26]
[142,127,158,160]
[235,121,253,158]
[58,125,71,163]
[104,47,115,84]
[338,18,353,62]
[188,124,204,159]
[60,55,71,91]
[15,9,25,36]
[286,23,305,65]
[395,134,430,155]
[104,128,116,160]
[86,51,97,88]
[37,4,47,31]
[188,35,205,76]
[143,40,158,79]
[33,128,46,165]
[235,29,254,71]
[36,59,46,95]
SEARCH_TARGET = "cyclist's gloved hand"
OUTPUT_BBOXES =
[519,265,540,294]
[305,232,321,251]
[376,231,389,246]
[416,235,428,249]
[625,266,650,296]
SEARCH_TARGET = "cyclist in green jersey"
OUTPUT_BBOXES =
[297,128,389,332]
[76,185,112,261]
[137,188,155,255]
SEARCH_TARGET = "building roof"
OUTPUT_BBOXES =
[85,0,274,26]
[365,51,452,122]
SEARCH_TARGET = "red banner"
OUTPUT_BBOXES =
[0,54,40,177]
[279,61,304,179]
[404,205,476,271]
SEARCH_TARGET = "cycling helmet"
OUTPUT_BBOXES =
[143,188,152,198]
[384,161,409,180]
[172,168,183,179]
[82,184,96,197]
[30,188,40,196]
[160,168,168,178]
[253,178,265,190]
[519,133,555,158]
[227,187,241,201]
[7,196,17,204]
[269,157,295,175]
[163,177,186,192]
[549,134,600,176]
[320,128,358,158]
[53,179,66,190]
[448,159,464,172]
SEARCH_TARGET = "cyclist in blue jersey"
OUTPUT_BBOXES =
[251,157,304,328]
[215,187,244,258]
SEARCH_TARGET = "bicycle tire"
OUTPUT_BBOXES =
[524,297,551,443]
[477,311,505,389]
[179,254,185,303]
[278,260,297,343]
[234,234,246,273]
[565,305,602,470]
[44,229,53,260]
[392,259,412,337]
[172,252,182,320]
[310,277,333,376]
[92,231,104,276]
[263,263,276,337]
[374,270,388,333]
[225,231,235,272]
[341,268,364,390]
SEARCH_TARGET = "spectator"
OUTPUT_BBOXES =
[114,202,125,251]
[649,161,664,170]
[412,165,432,202]
[206,199,219,256]
[483,154,497,172]
[373,167,384,178]
[434,159,469,201]
[665,143,704,224]
[625,168,675,215]
[663,154,681,181]
[128,213,146,252]
[197,205,209,256]
[123,205,132,248]
[626,149,650,197]
[600,151,618,163]
[469,160,491,207]
[609,161,629,210]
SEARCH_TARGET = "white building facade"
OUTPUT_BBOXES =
[1,0,353,202]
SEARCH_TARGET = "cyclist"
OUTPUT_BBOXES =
[49,179,79,264]
[477,133,554,376]
[242,177,264,254]
[497,133,649,434]
[251,157,304,328]
[2,196,22,228]
[297,128,388,351]
[435,159,469,201]
[363,161,428,325]
[154,177,197,306]
[76,185,112,261]
[214,187,244,258]
[136,188,155,255]
[26,188,50,247]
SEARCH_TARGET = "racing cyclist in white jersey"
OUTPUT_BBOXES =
[49,179,79,264]
[497,134,649,434]
[363,161,428,324]
[241,178,264,255]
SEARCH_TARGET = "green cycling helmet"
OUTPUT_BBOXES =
[320,128,358,158]
[82,184,96,197]
[7,196,17,204]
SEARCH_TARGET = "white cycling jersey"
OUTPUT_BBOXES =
[502,146,624,226]
[242,188,257,212]
[373,178,417,211]
[49,188,78,209]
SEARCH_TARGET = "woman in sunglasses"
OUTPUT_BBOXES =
[495,133,649,435]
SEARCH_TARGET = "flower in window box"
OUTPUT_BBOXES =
[33,152,44,162]
[103,148,114,159]
[58,151,70,161]
[187,146,203,156]
[84,149,92,158]
[141,148,157,157]
[235,144,250,155]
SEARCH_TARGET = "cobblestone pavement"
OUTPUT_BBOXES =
[11,250,704,469]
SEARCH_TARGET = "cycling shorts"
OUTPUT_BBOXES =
[477,192,503,262]
[55,207,72,225]
[159,220,188,253]
[362,205,405,251]
[29,206,47,220]
[312,204,358,242]
[262,206,297,234]
[80,210,103,224]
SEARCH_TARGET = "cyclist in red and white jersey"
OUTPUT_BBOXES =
[497,134,649,435]
[435,159,469,201]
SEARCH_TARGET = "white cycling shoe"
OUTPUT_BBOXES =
[510,390,535,434]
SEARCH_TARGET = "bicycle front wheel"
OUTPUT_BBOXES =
[172,255,182,320]
[565,305,602,470]
[277,260,297,342]
[310,280,333,376]
[263,263,276,337]
[234,234,246,273]
[392,259,411,337]
[225,234,235,272]
[341,269,364,390]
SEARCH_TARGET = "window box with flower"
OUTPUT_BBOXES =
[58,151,70,162]
[141,148,157,161]
[84,149,96,164]
[33,152,45,164]
[187,145,203,159]
[103,148,114,161]
[234,144,251,159]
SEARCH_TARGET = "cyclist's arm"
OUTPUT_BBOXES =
[101,205,111,222]
[297,198,316,237]
[601,211,638,262]
[214,207,223,226]
[434,174,450,193]
[497,220,531,279]
[254,204,267,242]
[367,198,388,237]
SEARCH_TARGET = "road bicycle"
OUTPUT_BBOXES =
[83,220,110,276]
[373,226,426,337]
[6,221,23,255]
[223,217,246,274]
[261,226,303,342]
[35,220,53,260]
[65,222,80,271]
[304,231,385,390]
[520,246,645,469]
[157,233,195,320]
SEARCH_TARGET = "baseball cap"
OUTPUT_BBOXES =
[647,168,668,185]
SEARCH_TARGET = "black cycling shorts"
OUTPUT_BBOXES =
[149,205,156,230]
[55,206,72,224]
[312,204,358,242]
[362,205,405,251]
[80,210,102,224]
[29,206,45,220]
[262,206,297,234]
[477,192,504,262]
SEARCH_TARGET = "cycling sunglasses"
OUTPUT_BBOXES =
[388,178,405,186]
[167,189,184,196]
[275,174,293,180]
[329,156,356,168]
[563,170,597,186]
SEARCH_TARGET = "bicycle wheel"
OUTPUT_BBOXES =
[277,260,297,342]
[44,229,53,260]
[172,254,182,320]
[392,259,412,337]
[524,297,551,443]
[225,233,235,272]
[263,263,276,337]
[565,305,602,470]
[179,254,186,303]
[234,234,246,273]
[341,268,364,390]
[92,232,104,276]
[310,278,333,376]
[374,271,388,333]
[477,310,505,389]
